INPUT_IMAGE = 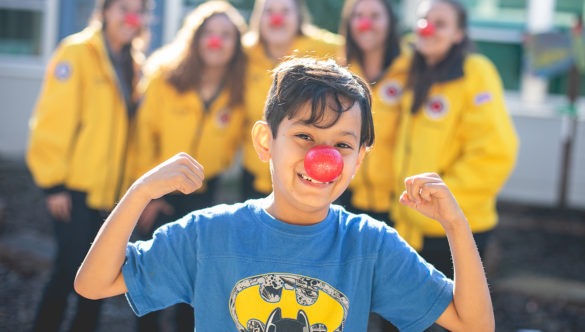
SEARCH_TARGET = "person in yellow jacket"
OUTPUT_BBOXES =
[25,0,151,331]
[392,0,519,280]
[131,2,247,331]
[337,1,408,331]
[241,0,343,199]
[337,0,406,225]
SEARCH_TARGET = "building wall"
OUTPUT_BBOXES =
[0,65,44,160]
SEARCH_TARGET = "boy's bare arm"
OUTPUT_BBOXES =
[74,153,204,300]
[399,173,495,332]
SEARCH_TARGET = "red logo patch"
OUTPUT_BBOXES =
[378,81,402,104]
[424,96,449,119]
[217,108,231,127]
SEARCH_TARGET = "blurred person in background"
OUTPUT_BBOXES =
[25,0,151,331]
[240,0,344,199]
[337,0,404,236]
[131,1,247,331]
[392,0,518,291]
[337,0,406,330]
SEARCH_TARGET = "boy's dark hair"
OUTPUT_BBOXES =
[264,57,374,149]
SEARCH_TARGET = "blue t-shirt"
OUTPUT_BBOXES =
[123,198,453,331]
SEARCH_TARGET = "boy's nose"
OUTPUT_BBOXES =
[304,145,344,183]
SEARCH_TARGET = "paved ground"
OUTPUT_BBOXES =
[1,157,585,331]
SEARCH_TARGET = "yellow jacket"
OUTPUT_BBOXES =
[393,54,519,250]
[242,34,343,194]
[27,25,141,210]
[346,55,410,212]
[134,70,244,186]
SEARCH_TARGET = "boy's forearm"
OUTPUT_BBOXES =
[74,183,151,299]
[445,217,495,331]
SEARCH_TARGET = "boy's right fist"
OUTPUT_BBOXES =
[134,152,205,200]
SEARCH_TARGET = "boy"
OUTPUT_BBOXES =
[75,58,494,331]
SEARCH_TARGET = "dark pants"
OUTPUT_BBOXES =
[241,168,269,201]
[136,304,193,332]
[31,190,104,332]
[135,178,220,332]
[421,230,492,280]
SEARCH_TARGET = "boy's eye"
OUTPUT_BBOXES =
[295,133,312,141]
[335,142,353,150]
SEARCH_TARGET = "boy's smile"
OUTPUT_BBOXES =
[253,99,366,225]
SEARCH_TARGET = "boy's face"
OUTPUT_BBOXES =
[252,98,366,224]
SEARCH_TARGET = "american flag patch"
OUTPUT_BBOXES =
[474,92,492,105]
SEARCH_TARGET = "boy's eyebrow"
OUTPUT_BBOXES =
[338,130,359,140]
[290,119,360,141]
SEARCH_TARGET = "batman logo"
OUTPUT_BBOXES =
[229,273,349,332]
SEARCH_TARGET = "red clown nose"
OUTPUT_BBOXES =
[357,18,373,32]
[124,13,141,28]
[304,145,344,183]
[416,19,435,37]
[206,35,222,49]
[269,14,284,27]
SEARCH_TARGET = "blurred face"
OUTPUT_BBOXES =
[198,14,239,69]
[261,99,366,224]
[415,1,464,64]
[349,0,390,54]
[103,0,145,48]
[260,0,300,46]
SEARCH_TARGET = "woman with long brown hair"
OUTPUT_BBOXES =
[26,0,151,331]
[393,0,518,294]
[337,0,404,231]
[131,3,247,329]
[240,0,343,200]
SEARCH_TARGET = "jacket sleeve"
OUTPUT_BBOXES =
[442,56,519,196]
[26,42,84,193]
[133,74,161,180]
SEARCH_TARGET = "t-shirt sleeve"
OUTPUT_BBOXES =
[122,214,198,316]
[372,229,454,331]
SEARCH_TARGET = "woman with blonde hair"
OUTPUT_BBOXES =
[132,2,247,330]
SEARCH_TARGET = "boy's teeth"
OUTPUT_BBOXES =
[301,173,327,184]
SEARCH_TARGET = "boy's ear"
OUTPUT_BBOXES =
[251,120,272,162]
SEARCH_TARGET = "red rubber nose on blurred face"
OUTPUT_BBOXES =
[124,13,141,28]
[357,18,373,32]
[270,14,284,27]
[206,35,222,49]
[416,19,435,37]
[304,145,344,183]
